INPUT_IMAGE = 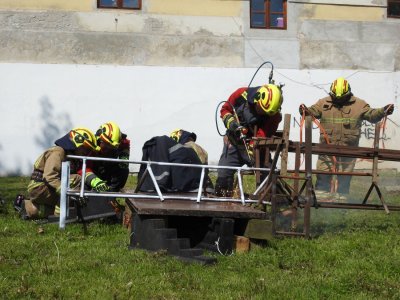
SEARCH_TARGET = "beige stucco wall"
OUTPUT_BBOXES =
[0,0,241,16]
[0,0,92,11]
[301,4,385,21]
[0,1,398,70]
[148,0,241,17]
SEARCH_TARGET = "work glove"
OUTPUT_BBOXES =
[70,195,88,207]
[299,104,309,116]
[119,154,130,169]
[223,114,240,132]
[90,177,110,192]
[383,104,394,115]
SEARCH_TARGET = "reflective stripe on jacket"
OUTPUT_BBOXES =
[27,146,66,195]
[307,96,385,146]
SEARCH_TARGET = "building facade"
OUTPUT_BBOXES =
[0,0,399,70]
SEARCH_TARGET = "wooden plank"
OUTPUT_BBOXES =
[126,198,267,219]
[254,137,400,162]
[280,114,291,176]
[234,235,250,253]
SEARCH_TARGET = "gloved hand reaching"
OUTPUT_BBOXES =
[119,155,129,169]
[223,114,240,132]
[299,104,309,116]
[90,177,110,192]
[383,104,394,115]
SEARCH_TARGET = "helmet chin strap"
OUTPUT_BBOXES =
[331,93,352,106]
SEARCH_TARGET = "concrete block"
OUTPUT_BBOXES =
[244,219,273,240]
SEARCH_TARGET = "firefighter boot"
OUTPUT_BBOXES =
[14,194,25,212]
[22,200,53,219]
[332,193,348,203]
[314,190,332,202]
[22,199,39,219]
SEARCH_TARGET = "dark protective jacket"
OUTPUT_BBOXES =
[138,136,203,192]
[307,95,386,146]
[220,86,282,144]
[175,129,208,164]
[92,134,131,191]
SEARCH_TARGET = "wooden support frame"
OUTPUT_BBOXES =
[252,115,400,238]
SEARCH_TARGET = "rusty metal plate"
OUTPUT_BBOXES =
[126,198,267,219]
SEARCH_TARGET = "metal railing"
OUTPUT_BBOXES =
[59,155,272,229]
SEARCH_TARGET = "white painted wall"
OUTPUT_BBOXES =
[0,63,399,175]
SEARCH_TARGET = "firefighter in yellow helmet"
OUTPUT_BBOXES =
[170,129,214,192]
[170,129,208,165]
[299,77,395,201]
[215,84,283,197]
[19,128,99,219]
[82,121,131,192]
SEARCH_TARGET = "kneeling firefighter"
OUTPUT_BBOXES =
[22,128,99,219]
[79,121,131,193]
[138,130,205,192]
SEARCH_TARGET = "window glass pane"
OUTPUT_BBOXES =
[99,0,117,7]
[251,0,266,11]
[388,2,400,17]
[251,13,266,27]
[271,0,283,13]
[270,14,284,27]
[123,0,139,8]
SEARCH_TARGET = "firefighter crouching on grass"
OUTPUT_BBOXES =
[19,128,99,219]
[299,77,395,201]
[81,121,131,193]
[215,84,283,197]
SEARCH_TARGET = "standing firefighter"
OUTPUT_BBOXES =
[215,84,283,197]
[21,128,99,219]
[299,77,394,200]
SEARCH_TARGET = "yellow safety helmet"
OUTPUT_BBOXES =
[170,129,182,143]
[69,127,100,152]
[95,121,122,148]
[330,77,351,99]
[254,84,283,116]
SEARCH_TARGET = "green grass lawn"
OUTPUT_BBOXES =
[1,175,400,299]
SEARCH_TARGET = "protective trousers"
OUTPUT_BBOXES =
[27,174,81,217]
[315,155,356,194]
[215,138,256,196]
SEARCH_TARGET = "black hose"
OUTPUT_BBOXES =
[247,61,274,89]
[215,101,227,137]
[215,100,241,137]
[215,61,275,136]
